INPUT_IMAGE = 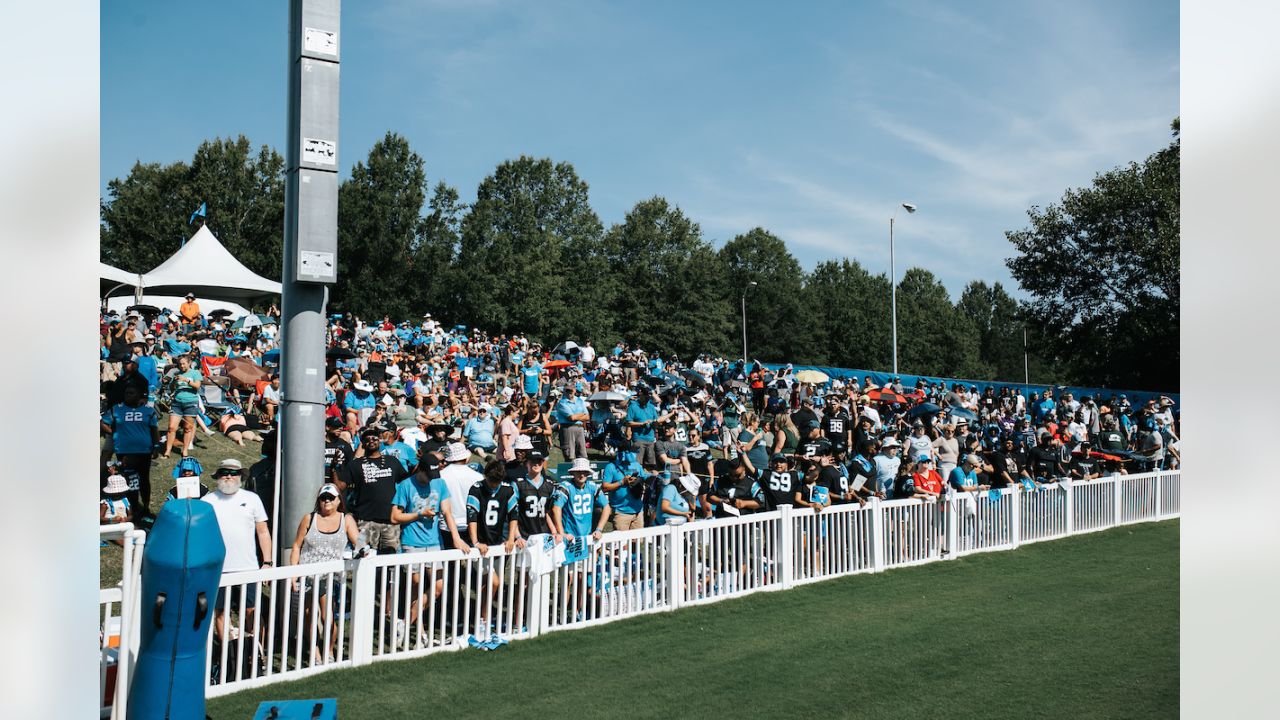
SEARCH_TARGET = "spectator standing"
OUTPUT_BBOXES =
[202,459,272,639]
[100,463,134,527]
[162,354,202,459]
[626,387,664,469]
[553,383,590,461]
[601,444,648,530]
[512,449,558,539]
[437,442,482,549]
[872,437,903,499]
[341,428,408,554]
[101,382,159,519]
[287,483,361,663]
[931,423,961,480]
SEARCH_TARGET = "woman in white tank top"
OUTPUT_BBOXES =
[288,483,361,663]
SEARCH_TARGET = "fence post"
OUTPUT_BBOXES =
[870,497,885,573]
[667,523,684,612]
[1065,479,1075,536]
[944,495,958,560]
[348,558,376,667]
[778,504,795,589]
[1154,472,1164,520]
[1113,475,1124,527]
[1009,487,1021,548]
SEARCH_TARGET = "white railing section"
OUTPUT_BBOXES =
[105,471,1179,700]
[99,523,146,720]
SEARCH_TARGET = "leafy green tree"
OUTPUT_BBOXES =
[955,281,1028,382]
[1006,119,1179,391]
[332,132,428,320]
[601,197,734,358]
[455,156,606,343]
[894,268,986,378]
[411,181,466,323]
[100,136,285,278]
[802,259,891,369]
[717,228,811,364]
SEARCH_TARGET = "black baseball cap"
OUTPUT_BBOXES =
[326,416,344,429]
[526,450,547,462]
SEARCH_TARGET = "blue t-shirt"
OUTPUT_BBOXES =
[135,355,158,390]
[602,459,646,514]
[656,483,691,525]
[382,441,417,474]
[554,481,606,538]
[626,401,659,442]
[553,396,587,426]
[949,466,979,490]
[393,476,450,549]
[873,454,901,499]
[344,390,376,412]
[102,402,158,455]
[463,416,497,448]
[521,363,542,393]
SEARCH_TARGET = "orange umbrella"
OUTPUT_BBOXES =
[543,359,573,370]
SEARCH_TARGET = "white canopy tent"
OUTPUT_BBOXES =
[139,225,282,302]
[104,295,251,319]
[100,262,141,300]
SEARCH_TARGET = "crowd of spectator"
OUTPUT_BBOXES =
[100,297,1181,587]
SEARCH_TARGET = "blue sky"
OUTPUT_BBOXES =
[102,0,1179,298]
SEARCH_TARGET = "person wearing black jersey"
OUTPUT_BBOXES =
[823,403,853,455]
[1026,433,1067,483]
[504,434,534,482]
[1069,442,1102,480]
[707,458,765,519]
[323,416,354,485]
[846,440,878,500]
[760,453,800,511]
[512,450,558,539]
[816,445,863,506]
[986,436,1030,489]
[468,460,523,636]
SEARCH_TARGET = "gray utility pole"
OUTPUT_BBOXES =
[278,0,340,563]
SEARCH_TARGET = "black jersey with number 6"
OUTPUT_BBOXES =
[467,480,518,545]
[514,473,558,538]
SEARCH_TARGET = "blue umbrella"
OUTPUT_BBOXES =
[948,407,977,421]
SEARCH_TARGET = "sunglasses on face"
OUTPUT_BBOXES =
[319,495,338,502]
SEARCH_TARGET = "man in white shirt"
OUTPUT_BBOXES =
[438,442,483,550]
[201,458,272,641]
[693,355,715,383]
[579,341,596,365]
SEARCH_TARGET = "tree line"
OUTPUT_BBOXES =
[101,123,1179,391]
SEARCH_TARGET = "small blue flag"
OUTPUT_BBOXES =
[189,202,207,225]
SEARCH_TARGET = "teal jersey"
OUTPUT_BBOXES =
[393,476,450,549]
[656,483,691,525]
[553,481,606,538]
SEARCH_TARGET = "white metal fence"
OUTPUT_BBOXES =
[102,470,1180,702]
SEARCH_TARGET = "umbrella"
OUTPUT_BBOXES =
[727,380,750,393]
[231,314,264,330]
[867,388,906,404]
[679,369,707,389]
[905,402,942,419]
[543,359,574,370]
[326,347,357,360]
[127,304,161,316]
[207,308,234,318]
[551,341,579,356]
[794,369,829,384]
[947,407,978,421]
[588,391,628,402]
[224,357,269,388]
[261,349,281,366]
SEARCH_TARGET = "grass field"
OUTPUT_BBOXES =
[205,519,1179,720]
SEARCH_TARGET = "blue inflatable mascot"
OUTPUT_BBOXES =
[128,498,225,719]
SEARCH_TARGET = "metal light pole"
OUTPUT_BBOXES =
[741,281,757,364]
[890,203,916,376]
[278,0,341,563]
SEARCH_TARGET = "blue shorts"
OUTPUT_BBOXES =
[171,400,201,417]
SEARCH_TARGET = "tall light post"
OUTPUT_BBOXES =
[889,202,916,376]
[741,280,757,365]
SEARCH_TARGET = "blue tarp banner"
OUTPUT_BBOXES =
[758,362,1178,411]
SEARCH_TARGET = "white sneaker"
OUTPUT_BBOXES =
[392,619,406,645]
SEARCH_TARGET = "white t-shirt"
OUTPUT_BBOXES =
[202,489,268,573]
[196,338,219,356]
[579,344,596,364]
[439,463,483,527]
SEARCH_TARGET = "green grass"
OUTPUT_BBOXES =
[205,520,1179,720]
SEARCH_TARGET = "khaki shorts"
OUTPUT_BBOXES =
[611,512,644,531]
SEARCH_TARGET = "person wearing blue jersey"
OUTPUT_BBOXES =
[101,382,159,519]
[552,458,611,543]
[390,463,467,646]
[601,443,649,530]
